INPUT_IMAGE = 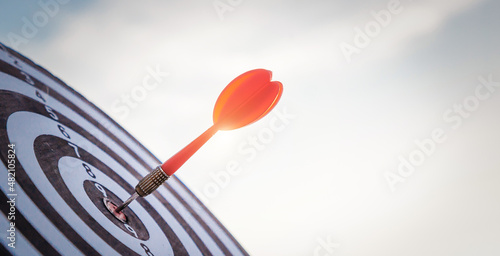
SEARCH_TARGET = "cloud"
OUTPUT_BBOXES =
[336,0,487,65]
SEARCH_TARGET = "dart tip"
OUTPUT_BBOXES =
[114,192,140,213]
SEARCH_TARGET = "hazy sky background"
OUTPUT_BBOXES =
[2,0,500,255]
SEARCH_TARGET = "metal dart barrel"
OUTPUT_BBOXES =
[115,166,169,212]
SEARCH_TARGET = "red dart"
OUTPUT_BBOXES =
[115,69,282,213]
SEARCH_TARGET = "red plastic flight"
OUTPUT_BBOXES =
[161,69,283,176]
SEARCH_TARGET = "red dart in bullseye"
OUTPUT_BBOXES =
[114,69,283,213]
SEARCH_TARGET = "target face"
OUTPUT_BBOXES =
[0,43,248,256]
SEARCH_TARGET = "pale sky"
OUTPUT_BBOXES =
[2,0,500,255]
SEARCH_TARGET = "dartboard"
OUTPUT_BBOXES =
[0,43,248,256]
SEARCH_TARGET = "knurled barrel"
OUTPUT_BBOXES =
[135,166,169,197]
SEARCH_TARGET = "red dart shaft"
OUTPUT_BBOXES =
[161,124,219,176]
[115,125,219,213]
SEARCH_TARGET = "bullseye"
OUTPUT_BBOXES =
[103,197,128,223]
